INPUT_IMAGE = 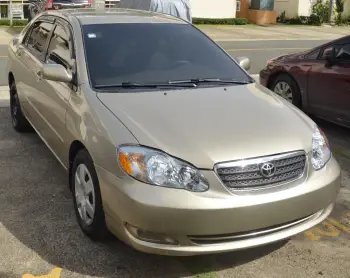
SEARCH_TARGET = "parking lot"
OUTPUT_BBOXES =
[0,106,350,278]
[1,24,350,278]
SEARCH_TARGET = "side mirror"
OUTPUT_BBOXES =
[324,47,336,67]
[236,57,251,71]
[41,64,72,83]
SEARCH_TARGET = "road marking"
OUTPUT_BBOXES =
[23,268,62,278]
[227,47,310,52]
[304,211,350,240]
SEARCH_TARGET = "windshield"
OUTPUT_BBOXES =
[82,23,251,89]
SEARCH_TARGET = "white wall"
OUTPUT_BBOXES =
[274,0,299,17]
[190,0,236,18]
[344,0,350,17]
[298,0,313,16]
[274,0,318,17]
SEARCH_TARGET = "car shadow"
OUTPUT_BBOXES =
[0,109,288,277]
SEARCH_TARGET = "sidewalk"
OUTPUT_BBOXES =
[198,24,348,41]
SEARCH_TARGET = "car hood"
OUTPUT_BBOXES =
[97,83,314,169]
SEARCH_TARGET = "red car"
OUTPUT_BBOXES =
[259,35,350,128]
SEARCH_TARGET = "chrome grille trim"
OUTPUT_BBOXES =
[215,151,307,191]
[188,211,320,245]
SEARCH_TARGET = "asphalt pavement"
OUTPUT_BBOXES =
[0,108,349,278]
[0,40,330,86]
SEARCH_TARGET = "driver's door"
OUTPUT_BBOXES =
[307,44,341,121]
[36,19,76,162]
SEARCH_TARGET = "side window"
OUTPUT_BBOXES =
[305,49,320,60]
[46,23,72,70]
[336,44,350,61]
[26,21,53,59]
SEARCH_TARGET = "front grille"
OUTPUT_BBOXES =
[215,151,306,190]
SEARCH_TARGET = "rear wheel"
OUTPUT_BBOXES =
[10,82,32,132]
[271,74,302,108]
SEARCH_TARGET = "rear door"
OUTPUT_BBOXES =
[17,17,55,133]
[327,43,350,124]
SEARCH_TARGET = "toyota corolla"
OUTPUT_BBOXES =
[7,9,341,256]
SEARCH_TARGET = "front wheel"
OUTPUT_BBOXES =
[271,74,302,108]
[71,149,109,241]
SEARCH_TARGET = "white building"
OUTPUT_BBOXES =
[274,0,316,18]
[190,0,237,18]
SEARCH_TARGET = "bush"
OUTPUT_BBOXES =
[335,0,345,24]
[0,19,27,27]
[277,11,286,23]
[312,0,330,23]
[286,14,321,26]
[308,14,322,25]
[193,17,248,25]
[337,15,350,25]
[288,16,303,24]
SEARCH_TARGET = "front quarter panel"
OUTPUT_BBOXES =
[262,57,310,109]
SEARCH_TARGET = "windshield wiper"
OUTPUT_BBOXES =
[168,78,254,85]
[95,82,196,89]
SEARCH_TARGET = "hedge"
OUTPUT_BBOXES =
[193,17,248,25]
[0,19,28,26]
[280,14,322,26]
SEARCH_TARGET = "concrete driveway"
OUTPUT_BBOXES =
[0,106,350,278]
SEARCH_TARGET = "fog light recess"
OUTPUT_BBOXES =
[125,223,179,245]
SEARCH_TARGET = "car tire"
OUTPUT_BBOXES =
[10,82,32,132]
[271,74,302,108]
[71,149,109,241]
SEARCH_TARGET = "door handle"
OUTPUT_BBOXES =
[36,70,43,81]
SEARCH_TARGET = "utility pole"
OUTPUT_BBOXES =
[329,0,334,23]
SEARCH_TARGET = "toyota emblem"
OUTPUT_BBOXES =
[260,162,276,178]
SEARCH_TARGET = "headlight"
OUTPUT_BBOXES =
[118,146,209,192]
[312,125,331,170]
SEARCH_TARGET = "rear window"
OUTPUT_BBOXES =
[82,23,250,89]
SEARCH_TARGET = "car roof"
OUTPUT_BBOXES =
[310,35,350,52]
[47,8,188,25]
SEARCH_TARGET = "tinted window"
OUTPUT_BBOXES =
[82,23,250,88]
[27,21,53,58]
[46,24,72,69]
[336,44,350,61]
[306,49,320,59]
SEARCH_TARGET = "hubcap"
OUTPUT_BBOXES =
[11,93,19,126]
[274,81,293,103]
[74,164,96,225]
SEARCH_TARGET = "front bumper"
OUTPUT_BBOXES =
[259,67,271,88]
[96,156,341,256]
